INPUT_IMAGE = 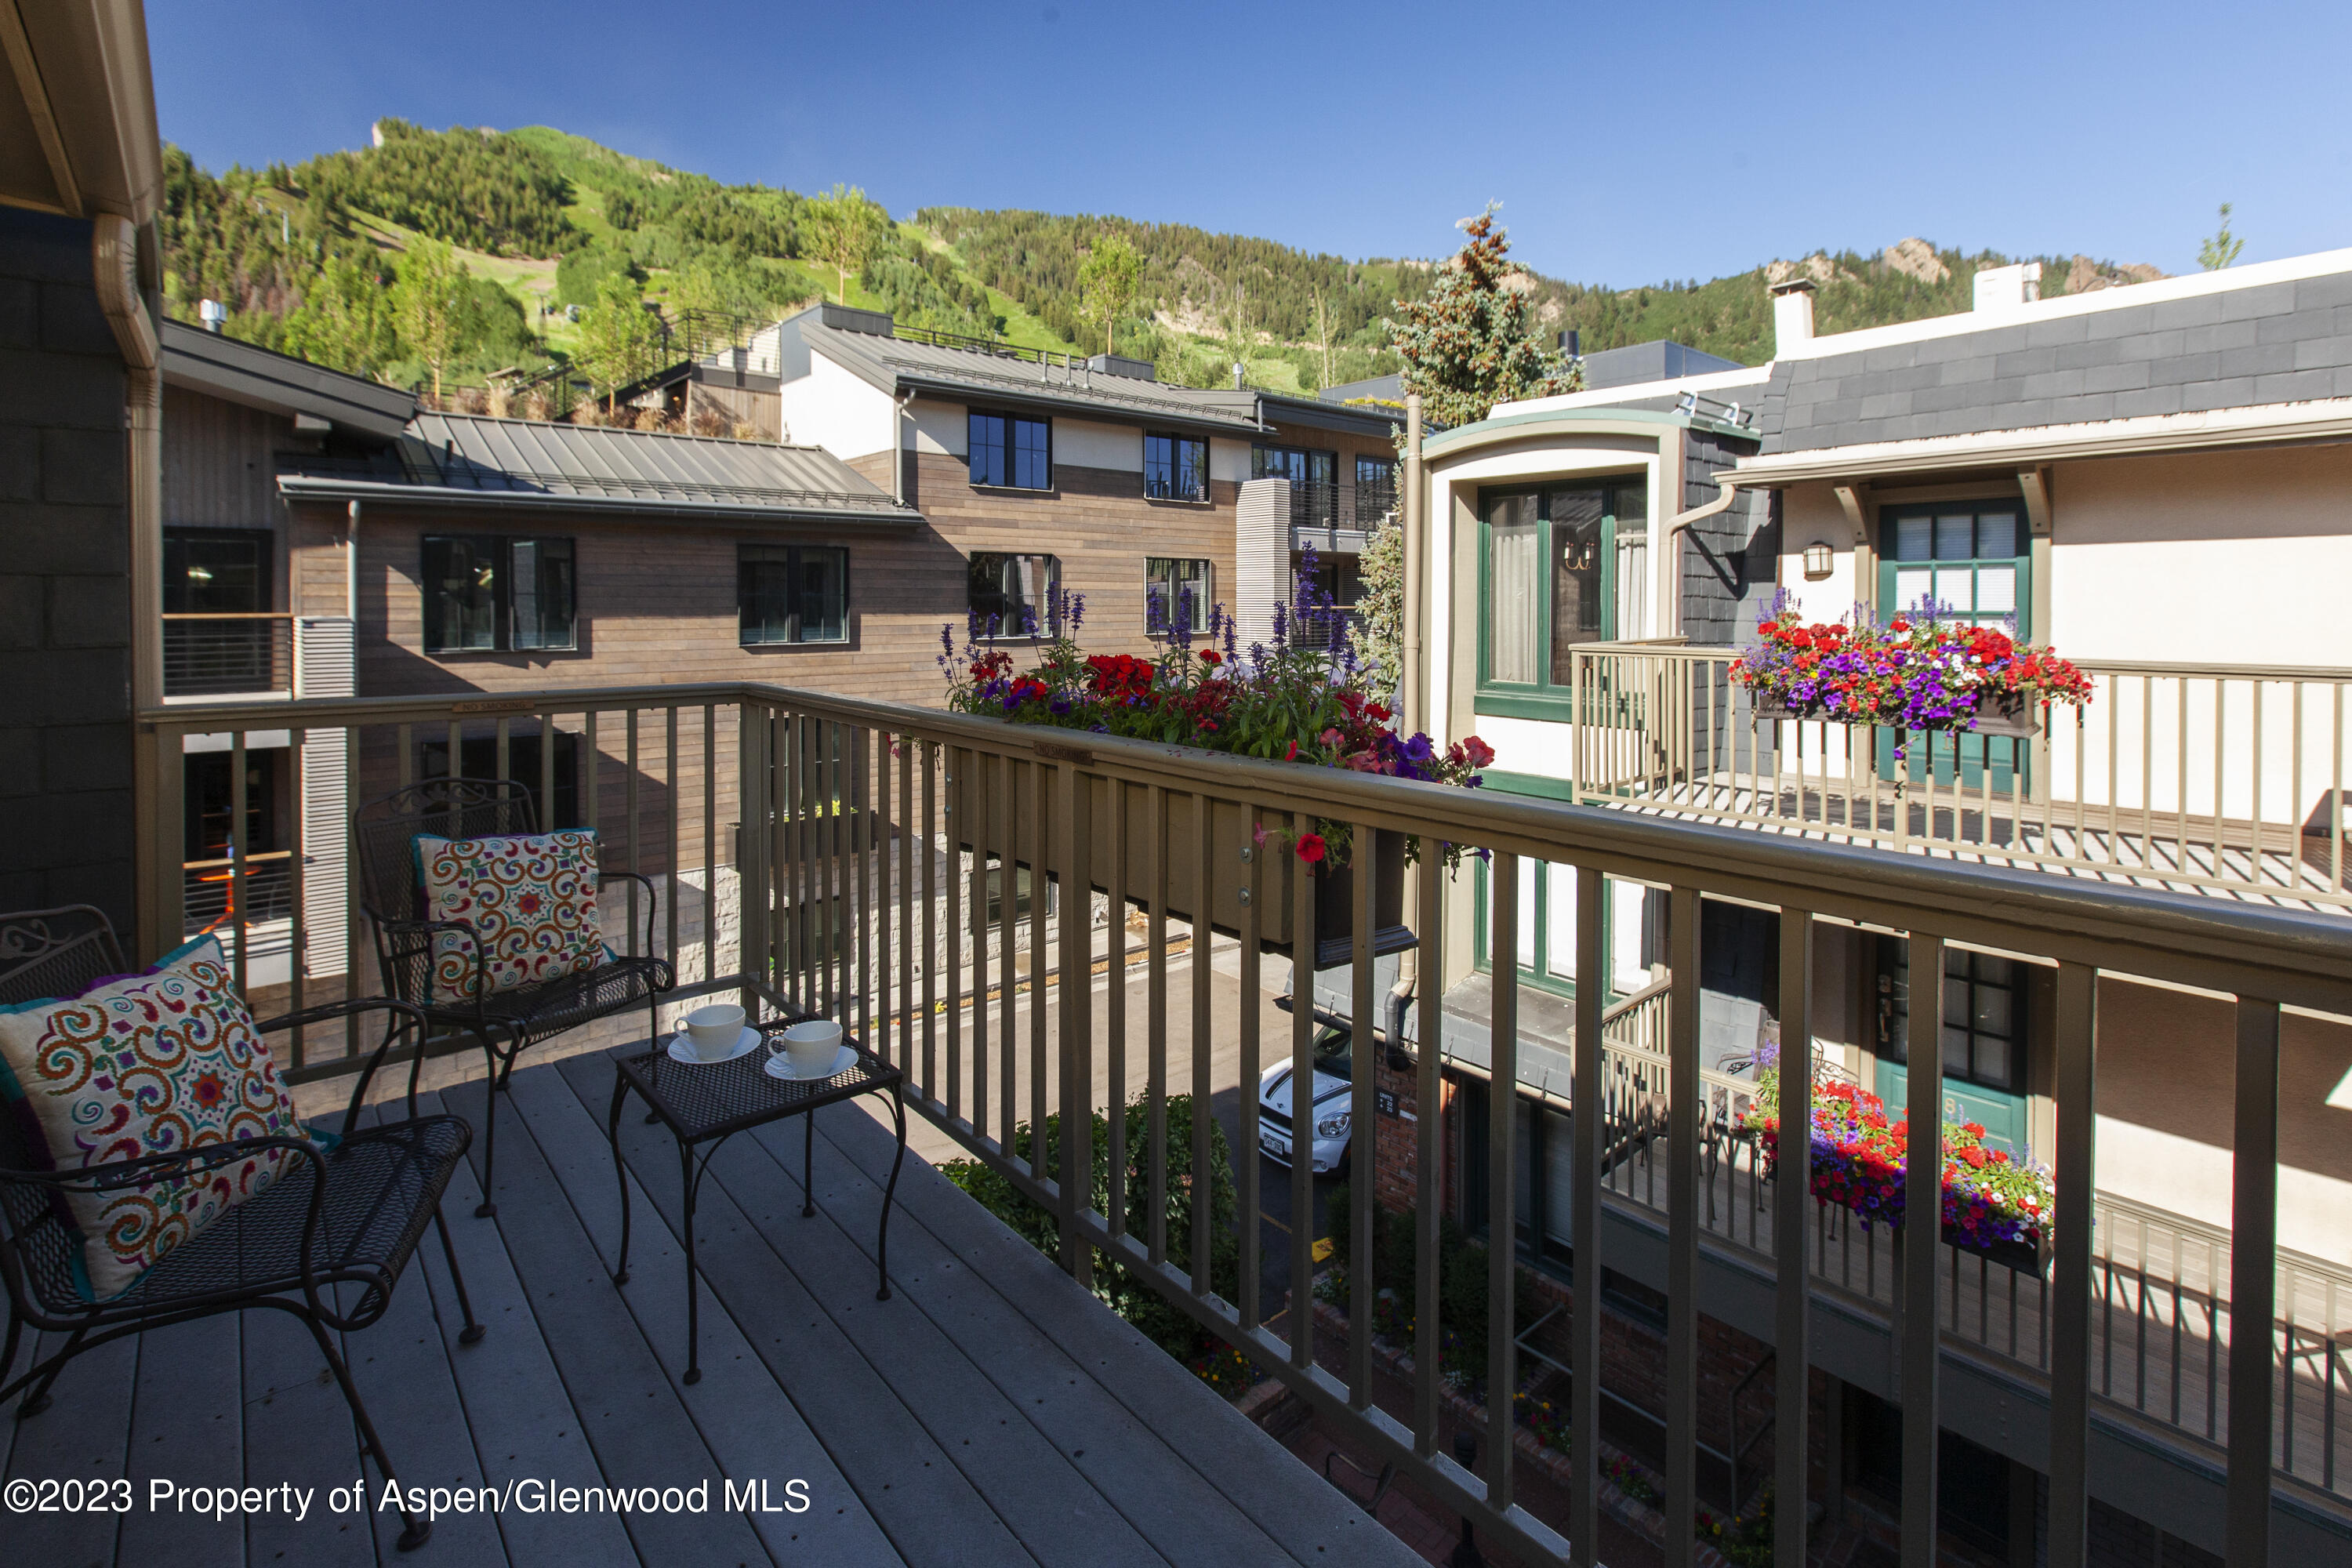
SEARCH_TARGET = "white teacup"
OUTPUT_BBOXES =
[780,1019,843,1077]
[685,1003,746,1061]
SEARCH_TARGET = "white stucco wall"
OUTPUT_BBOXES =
[906,396,967,457]
[777,350,898,459]
[1052,416,1142,474]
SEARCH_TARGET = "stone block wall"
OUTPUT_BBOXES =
[0,207,133,929]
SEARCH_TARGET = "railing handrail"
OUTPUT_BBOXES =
[137,679,2352,1012]
[1573,637,2352,685]
[181,848,295,871]
[162,611,296,622]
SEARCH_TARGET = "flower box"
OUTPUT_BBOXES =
[1738,1050,2053,1272]
[1967,691,2039,739]
[946,739,1414,969]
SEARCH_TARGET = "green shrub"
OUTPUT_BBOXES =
[941,1094,1241,1362]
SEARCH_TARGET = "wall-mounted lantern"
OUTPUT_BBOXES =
[1802,542,1835,580]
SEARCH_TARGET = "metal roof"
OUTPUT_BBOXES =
[277,412,920,525]
[787,308,1263,436]
[162,318,417,441]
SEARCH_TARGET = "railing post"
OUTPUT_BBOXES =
[1775,909,1813,1568]
[1900,935,1945,1568]
[1665,885,1701,1568]
[2047,960,2098,1568]
[1057,761,1092,1284]
[2229,996,2281,1566]
[1569,867,1606,1567]
[1486,852,1519,1516]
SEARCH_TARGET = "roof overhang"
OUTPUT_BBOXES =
[0,0,159,222]
[1256,395,1404,439]
[1734,397,2352,486]
[1423,405,1754,463]
[897,373,1260,438]
[164,320,417,441]
[275,473,924,528]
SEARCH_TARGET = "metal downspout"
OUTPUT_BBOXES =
[95,215,167,958]
[1662,474,1743,636]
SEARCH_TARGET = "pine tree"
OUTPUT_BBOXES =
[1388,205,1579,428]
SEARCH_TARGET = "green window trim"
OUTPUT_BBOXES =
[1475,477,1644,716]
[1874,499,2034,791]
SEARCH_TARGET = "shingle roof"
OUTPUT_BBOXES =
[1760,264,2352,455]
[789,310,1263,435]
[277,412,920,524]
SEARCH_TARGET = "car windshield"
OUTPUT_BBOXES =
[1312,1027,1352,1081]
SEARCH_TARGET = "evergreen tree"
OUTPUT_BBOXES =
[1388,205,1579,429]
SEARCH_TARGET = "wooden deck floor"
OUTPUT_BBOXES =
[2,1044,1420,1568]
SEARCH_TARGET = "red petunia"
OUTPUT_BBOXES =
[1294,833,1327,864]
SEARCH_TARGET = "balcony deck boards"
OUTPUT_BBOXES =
[2,1044,1417,1568]
[1591,771,2350,912]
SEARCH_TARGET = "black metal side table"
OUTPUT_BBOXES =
[605,1018,906,1385]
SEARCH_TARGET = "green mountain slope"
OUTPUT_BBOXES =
[160,119,2159,403]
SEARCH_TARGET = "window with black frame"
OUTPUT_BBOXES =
[1354,455,1397,524]
[739,544,849,646]
[1144,557,1211,636]
[967,551,1061,637]
[969,411,1052,489]
[1144,433,1208,501]
[422,535,575,653]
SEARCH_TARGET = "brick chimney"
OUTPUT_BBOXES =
[1769,278,1816,356]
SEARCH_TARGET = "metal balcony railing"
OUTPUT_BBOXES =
[1563,642,2352,910]
[161,612,293,699]
[1286,479,1339,532]
[137,679,2352,1568]
[1353,479,1398,529]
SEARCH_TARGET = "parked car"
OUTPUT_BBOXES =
[1258,1023,1354,1174]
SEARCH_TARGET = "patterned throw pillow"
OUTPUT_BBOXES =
[0,936,310,1301]
[415,830,605,1004]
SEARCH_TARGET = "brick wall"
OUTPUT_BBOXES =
[0,206,135,928]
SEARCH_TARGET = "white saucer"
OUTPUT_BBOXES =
[666,1026,760,1065]
[764,1043,857,1082]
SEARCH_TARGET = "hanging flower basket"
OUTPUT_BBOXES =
[1728,592,2089,737]
[1737,1044,2054,1272]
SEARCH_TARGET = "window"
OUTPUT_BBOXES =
[1875,935,2032,1157]
[1254,443,1338,528]
[1144,557,1212,636]
[422,535,575,653]
[1354,456,1397,525]
[739,545,849,646]
[967,552,1061,637]
[969,411,1052,489]
[1882,502,2025,629]
[1476,477,1644,716]
[1143,433,1209,501]
[164,528,270,615]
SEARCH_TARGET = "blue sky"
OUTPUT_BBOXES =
[151,0,2350,286]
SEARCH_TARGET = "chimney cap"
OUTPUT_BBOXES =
[1767,277,1818,297]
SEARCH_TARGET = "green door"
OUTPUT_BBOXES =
[1872,936,2031,1157]
[1875,502,2032,793]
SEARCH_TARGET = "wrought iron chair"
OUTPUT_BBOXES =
[0,905,482,1552]
[353,778,674,1218]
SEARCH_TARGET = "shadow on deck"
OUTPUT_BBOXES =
[1,1044,1419,1568]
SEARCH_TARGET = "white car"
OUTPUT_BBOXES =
[1257,1025,1354,1174]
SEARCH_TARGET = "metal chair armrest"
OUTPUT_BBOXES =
[256,996,431,1135]
[598,870,662,960]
